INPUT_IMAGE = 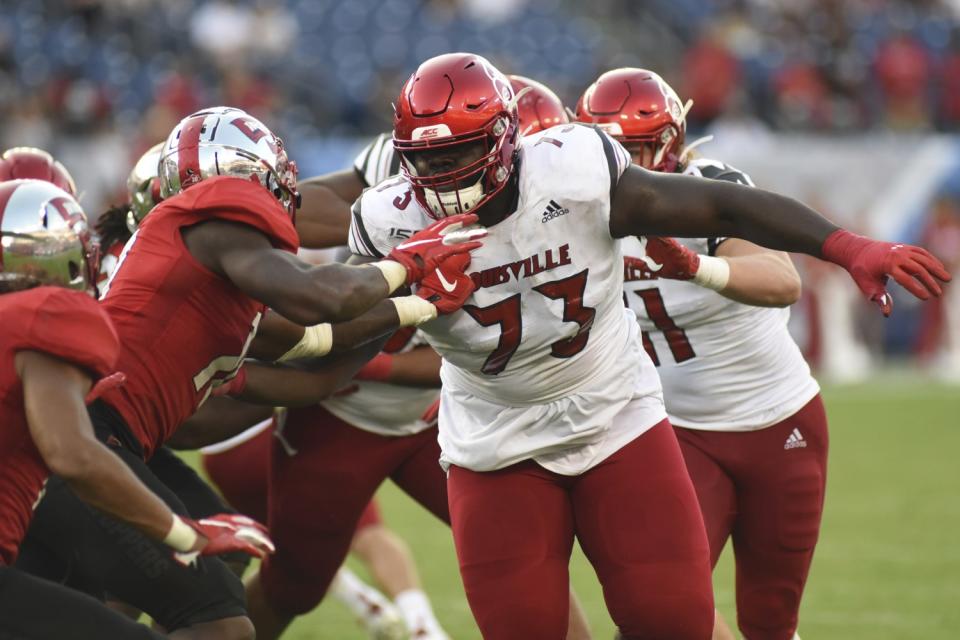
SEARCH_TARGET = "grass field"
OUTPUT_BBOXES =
[196,378,960,639]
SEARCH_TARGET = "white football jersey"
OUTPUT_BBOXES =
[349,124,666,474]
[320,139,438,437]
[623,158,819,431]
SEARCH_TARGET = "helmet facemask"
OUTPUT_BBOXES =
[397,115,514,218]
[616,124,682,172]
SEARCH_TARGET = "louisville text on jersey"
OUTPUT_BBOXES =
[469,244,572,290]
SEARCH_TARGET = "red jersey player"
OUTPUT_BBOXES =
[0,179,271,639]
[22,107,479,638]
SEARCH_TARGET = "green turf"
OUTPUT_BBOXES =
[203,380,960,639]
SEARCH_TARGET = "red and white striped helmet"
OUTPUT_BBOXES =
[158,106,299,215]
[0,179,98,292]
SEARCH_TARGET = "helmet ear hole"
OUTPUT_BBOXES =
[68,261,81,282]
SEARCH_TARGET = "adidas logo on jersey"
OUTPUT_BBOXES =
[784,428,807,450]
[541,200,570,223]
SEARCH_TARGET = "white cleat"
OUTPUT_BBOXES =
[358,601,408,640]
[408,624,451,640]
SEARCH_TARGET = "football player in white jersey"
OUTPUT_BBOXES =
[577,67,823,640]
[347,52,950,640]
[203,77,592,640]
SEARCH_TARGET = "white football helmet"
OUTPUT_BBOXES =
[158,106,299,215]
[126,142,164,233]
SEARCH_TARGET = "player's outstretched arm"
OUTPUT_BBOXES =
[16,351,273,560]
[611,165,951,314]
[228,340,385,408]
[249,249,476,365]
[184,214,483,326]
[294,170,364,249]
[639,236,801,307]
[184,219,398,325]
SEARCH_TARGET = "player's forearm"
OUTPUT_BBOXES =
[709,185,839,255]
[167,397,274,450]
[261,298,433,364]
[330,299,403,352]
[237,340,387,407]
[380,347,442,387]
[249,311,306,361]
[614,169,840,255]
[720,253,802,307]
[271,262,394,326]
[60,441,177,543]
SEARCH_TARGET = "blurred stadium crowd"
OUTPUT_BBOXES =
[1,0,958,375]
[4,0,960,145]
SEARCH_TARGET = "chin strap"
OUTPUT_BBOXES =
[504,86,533,113]
[678,135,715,165]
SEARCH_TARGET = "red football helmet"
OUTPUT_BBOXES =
[576,68,688,172]
[0,147,78,196]
[508,75,569,136]
[393,53,521,218]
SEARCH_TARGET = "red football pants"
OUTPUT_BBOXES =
[261,406,448,616]
[675,395,829,640]
[448,420,714,640]
[202,425,383,530]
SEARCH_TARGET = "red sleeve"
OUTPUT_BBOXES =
[16,289,120,379]
[182,176,300,253]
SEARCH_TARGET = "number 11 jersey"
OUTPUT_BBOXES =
[623,158,819,432]
[349,124,666,475]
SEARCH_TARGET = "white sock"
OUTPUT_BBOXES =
[395,589,448,639]
[330,567,396,622]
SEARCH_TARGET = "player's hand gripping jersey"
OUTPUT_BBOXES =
[0,287,120,564]
[99,176,299,457]
[623,158,820,430]
[350,124,666,473]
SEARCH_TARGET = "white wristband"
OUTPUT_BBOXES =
[371,260,408,294]
[278,323,333,362]
[692,255,730,291]
[164,514,199,552]
[391,296,438,327]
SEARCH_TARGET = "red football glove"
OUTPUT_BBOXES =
[416,253,476,314]
[420,398,440,428]
[822,229,951,316]
[387,213,486,285]
[639,236,701,280]
[174,514,275,566]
